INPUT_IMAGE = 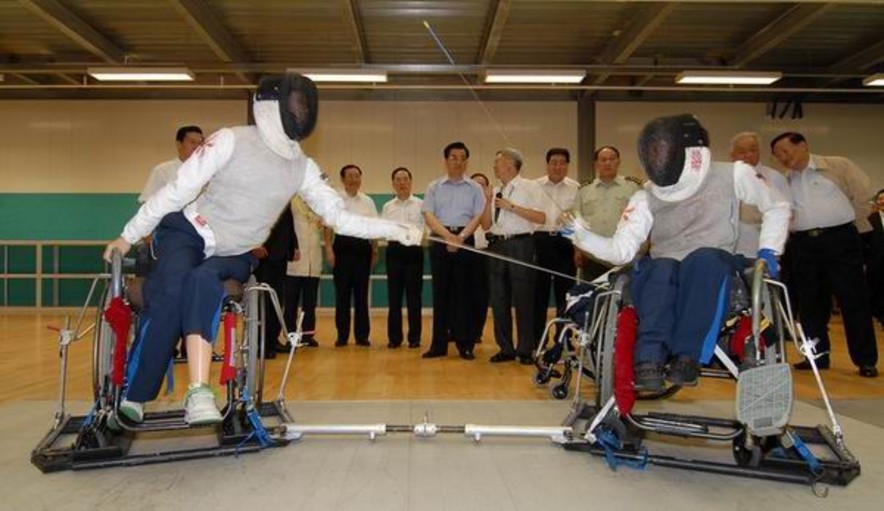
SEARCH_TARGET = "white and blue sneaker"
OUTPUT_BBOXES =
[118,399,144,423]
[184,384,222,425]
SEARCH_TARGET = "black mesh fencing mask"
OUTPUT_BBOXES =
[637,114,708,187]
[255,73,318,141]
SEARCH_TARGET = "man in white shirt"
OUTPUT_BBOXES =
[565,115,790,390]
[381,167,425,349]
[482,148,547,364]
[533,148,579,345]
[772,132,878,377]
[729,131,791,257]
[325,164,379,347]
[138,126,204,203]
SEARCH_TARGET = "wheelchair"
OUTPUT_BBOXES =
[543,260,861,488]
[31,249,298,472]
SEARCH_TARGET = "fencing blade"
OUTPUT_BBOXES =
[426,235,587,284]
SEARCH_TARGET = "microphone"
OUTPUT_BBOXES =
[494,191,503,222]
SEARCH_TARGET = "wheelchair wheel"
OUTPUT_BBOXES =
[595,279,624,408]
[550,382,570,400]
[92,251,124,406]
[733,433,776,468]
[241,276,263,406]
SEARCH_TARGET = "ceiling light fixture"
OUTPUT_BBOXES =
[675,70,782,85]
[862,73,884,86]
[484,69,586,84]
[294,69,388,83]
[87,67,195,81]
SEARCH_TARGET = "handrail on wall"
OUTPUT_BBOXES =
[1,240,427,310]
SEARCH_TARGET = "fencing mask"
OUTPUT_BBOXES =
[637,114,708,187]
[254,73,318,141]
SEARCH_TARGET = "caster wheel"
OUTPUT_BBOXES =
[550,383,570,400]
[533,371,551,386]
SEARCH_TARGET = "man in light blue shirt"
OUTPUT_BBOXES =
[421,141,486,360]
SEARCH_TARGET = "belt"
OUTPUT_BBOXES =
[534,230,564,237]
[792,222,853,239]
[444,226,466,234]
[486,232,532,245]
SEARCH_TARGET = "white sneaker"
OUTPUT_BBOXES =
[118,399,144,423]
[184,385,222,425]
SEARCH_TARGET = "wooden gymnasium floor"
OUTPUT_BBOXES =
[1,310,881,406]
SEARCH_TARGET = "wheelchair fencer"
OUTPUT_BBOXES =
[31,249,300,472]
[549,259,861,487]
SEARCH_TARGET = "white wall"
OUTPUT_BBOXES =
[3,99,883,195]
[0,100,578,194]
[595,102,884,189]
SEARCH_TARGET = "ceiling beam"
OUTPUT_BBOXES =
[12,73,40,85]
[592,2,676,85]
[55,73,80,85]
[341,0,368,63]
[828,39,884,73]
[167,0,253,84]
[731,3,834,67]
[18,0,125,63]
[477,0,512,64]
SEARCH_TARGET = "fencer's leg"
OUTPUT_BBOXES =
[631,257,678,365]
[125,214,204,407]
[630,256,679,390]
[672,248,736,364]
[180,253,253,425]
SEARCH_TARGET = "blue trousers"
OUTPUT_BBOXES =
[630,247,741,365]
[127,213,255,402]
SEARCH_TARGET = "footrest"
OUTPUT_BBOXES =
[736,363,792,437]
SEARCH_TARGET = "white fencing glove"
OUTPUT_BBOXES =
[389,223,424,246]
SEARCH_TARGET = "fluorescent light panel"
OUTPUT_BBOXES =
[88,67,194,81]
[675,71,782,85]
[484,70,586,84]
[863,73,884,86]
[295,69,387,83]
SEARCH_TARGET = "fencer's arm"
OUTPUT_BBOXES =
[569,190,652,265]
[120,128,235,244]
[733,162,791,255]
[298,159,409,240]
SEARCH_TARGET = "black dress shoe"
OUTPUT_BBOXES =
[460,350,475,360]
[302,337,319,348]
[489,352,515,363]
[388,342,402,349]
[264,349,277,359]
[422,350,447,359]
[408,342,421,349]
[334,340,347,347]
[355,339,371,347]
[518,355,534,366]
[859,366,879,378]
[793,357,830,370]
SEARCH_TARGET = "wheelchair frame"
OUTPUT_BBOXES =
[31,251,295,472]
[556,260,861,487]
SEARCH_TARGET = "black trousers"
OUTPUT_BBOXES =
[489,235,537,358]
[533,233,577,343]
[429,235,479,354]
[791,224,878,368]
[333,235,372,344]
[255,259,288,349]
[284,275,319,341]
[386,242,424,346]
